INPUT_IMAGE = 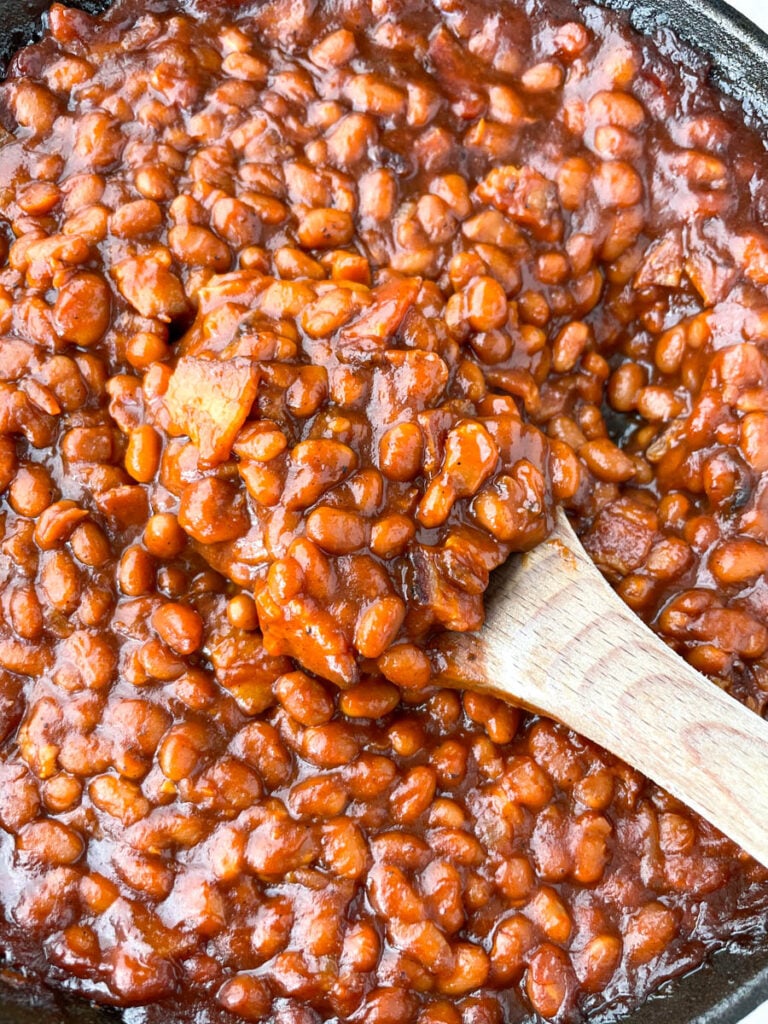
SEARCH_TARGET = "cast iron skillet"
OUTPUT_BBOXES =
[0,0,768,1022]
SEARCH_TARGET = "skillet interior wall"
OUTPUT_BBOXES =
[586,1,768,1019]
[0,0,767,1022]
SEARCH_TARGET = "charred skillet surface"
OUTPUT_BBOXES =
[0,0,108,78]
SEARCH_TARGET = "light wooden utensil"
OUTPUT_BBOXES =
[430,508,768,868]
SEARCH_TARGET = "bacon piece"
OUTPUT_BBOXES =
[165,355,258,466]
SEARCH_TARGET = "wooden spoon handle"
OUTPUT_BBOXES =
[431,508,768,867]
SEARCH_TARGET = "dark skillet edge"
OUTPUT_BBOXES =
[615,947,768,1024]
[597,0,768,126]
[593,1,768,1022]
[0,0,766,1022]
[0,978,123,1024]
[0,0,109,79]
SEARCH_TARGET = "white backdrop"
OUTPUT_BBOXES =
[729,0,766,27]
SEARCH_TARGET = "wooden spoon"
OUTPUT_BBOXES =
[430,508,768,868]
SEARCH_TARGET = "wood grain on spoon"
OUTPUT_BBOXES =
[430,507,768,868]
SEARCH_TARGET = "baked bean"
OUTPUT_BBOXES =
[110,200,162,238]
[89,775,150,825]
[217,975,271,1021]
[212,196,262,248]
[580,438,636,482]
[125,425,161,483]
[274,671,334,726]
[11,79,60,134]
[302,722,360,768]
[289,774,347,818]
[306,506,366,554]
[32,500,87,551]
[739,411,768,471]
[490,914,536,984]
[310,29,357,69]
[139,638,186,681]
[43,774,82,814]
[378,643,433,688]
[17,820,84,865]
[41,550,81,613]
[321,817,369,878]
[9,464,55,517]
[378,422,424,481]
[709,538,768,585]
[54,630,116,691]
[69,521,111,567]
[525,944,571,1018]
[342,920,380,972]
[594,161,643,207]
[226,594,259,631]
[341,754,396,801]
[553,322,591,373]
[118,546,155,596]
[465,276,508,331]
[390,765,437,823]
[0,437,17,493]
[521,61,564,92]
[354,596,407,659]
[577,934,622,993]
[152,602,204,656]
[297,208,354,249]
[222,52,269,82]
[636,386,684,421]
[625,903,678,966]
[608,361,645,411]
[246,818,319,875]
[369,514,415,559]
[178,478,250,543]
[339,680,400,719]
[437,944,490,996]
[158,722,210,782]
[9,585,44,641]
[360,988,417,1024]
[345,74,407,117]
[143,513,186,559]
[134,164,176,200]
[169,225,231,270]
[359,168,397,220]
